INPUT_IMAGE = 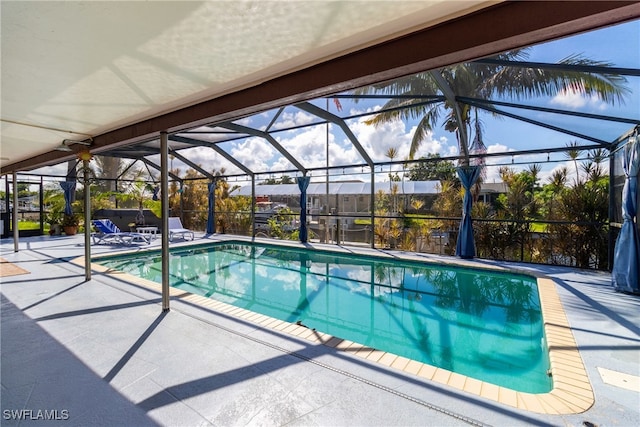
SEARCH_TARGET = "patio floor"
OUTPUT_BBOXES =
[1,234,638,426]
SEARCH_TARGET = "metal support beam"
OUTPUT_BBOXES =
[464,99,611,146]
[265,107,285,131]
[457,96,640,125]
[178,192,184,220]
[370,169,375,249]
[211,178,216,234]
[608,151,616,270]
[116,159,139,180]
[474,58,640,77]
[12,172,18,252]
[170,150,216,180]
[83,159,91,281]
[251,177,256,237]
[296,101,374,167]
[219,122,307,174]
[169,135,254,176]
[143,161,157,182]
[160,132,170,312]
[139,157,182,181]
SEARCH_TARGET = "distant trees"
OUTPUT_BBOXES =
[541,153,609,269]
[169,168,208,229]
[368,145,609,268]
[467,150,609,269]
[473,166,540,261]
[408,154,457,182]
[260,175,294,185]
[76,149,609,269]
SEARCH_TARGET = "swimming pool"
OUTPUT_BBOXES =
[96,241,552,393]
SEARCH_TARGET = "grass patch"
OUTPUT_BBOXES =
[18,220,42,231]
[354,218,371,226]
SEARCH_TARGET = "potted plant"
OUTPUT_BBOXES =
[46,211,62,235]
[62,213,80,235]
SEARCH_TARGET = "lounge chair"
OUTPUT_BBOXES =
[92,219,151,245]
[168,217,194,242]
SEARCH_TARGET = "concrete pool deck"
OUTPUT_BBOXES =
[1,234,639,426]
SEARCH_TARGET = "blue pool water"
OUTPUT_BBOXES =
[96,241,551,393]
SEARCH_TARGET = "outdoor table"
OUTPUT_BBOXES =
[136,226,158,241]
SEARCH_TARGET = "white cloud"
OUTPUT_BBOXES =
[349,116,412,161]
[486,143,510,154]
[550,89,607,110]
[235,116,254,127]
[411,130,455,159]
[347,104,382,116]
[30,163,68,179]
[276,125,335,170]
[229,137,279,171]
[444,143,459,157]
[481,143,513,183]
[179,146,245,175]
[271,110,316,130]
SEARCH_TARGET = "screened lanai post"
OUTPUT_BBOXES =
[251,177,256,237]
[206,180,215,234]
[83,159,91,281]
[179,182,184,220]
[456,165,482,259]
[297,175,310,243]
[12,172,18,252]
[160,131,170,312]
[612,131,639,293]
[370,169,375,248]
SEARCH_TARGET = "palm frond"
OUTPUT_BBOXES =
[484,54,629,104]
[352,47,629,163]
[363,98,438,126]
[409,111,439,159]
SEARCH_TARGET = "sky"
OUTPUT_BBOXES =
[20,19,640,190]
[171,18,639,188]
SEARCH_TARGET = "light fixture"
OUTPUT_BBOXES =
[77,150,93,161]
[55,138,93,152]
[55,141,73,152]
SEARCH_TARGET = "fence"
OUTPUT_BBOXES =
[179,207,610,271]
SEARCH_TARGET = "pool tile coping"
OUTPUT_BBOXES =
[77,241,594,415]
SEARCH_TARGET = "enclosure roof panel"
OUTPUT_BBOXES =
[3,1,637,173]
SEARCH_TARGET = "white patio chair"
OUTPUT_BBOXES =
[168,217,195,242]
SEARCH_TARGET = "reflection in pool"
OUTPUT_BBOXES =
[96,241,551,393]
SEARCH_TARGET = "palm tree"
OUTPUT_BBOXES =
[385,147,399,184]
[354,49,629,163]
[565,141,583,185]
[527,163,542,188]
[384,147,401,214]
[548,167,568,191]
[585,148,607,182]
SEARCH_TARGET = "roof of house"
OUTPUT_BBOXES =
[234,181,441,196]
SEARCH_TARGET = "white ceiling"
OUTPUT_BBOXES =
[0,0,493,170]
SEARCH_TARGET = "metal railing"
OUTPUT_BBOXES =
[186,208,610,271]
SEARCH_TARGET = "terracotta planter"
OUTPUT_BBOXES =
[63,225,78,235]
